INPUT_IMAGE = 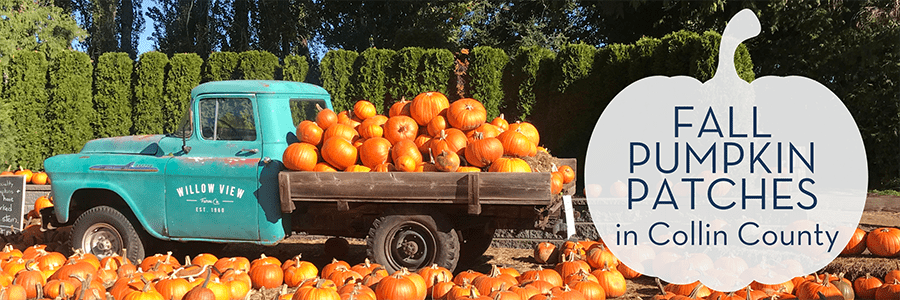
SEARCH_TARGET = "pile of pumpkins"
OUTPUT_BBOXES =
[839,227,900,258]
[0,166,49,185]
[532,239,900,300]
[282,92,575,194]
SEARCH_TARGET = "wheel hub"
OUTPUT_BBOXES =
[388,222,435,270]
[82,223,123,259]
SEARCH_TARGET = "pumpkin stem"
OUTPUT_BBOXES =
[687,282,704,299]
[140,276,152,292]
[316,103,324,112]
[35,283,43,300]
[200,267,213,288]
[744,286,751,300]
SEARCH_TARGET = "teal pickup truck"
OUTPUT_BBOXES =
[42,80,572,272]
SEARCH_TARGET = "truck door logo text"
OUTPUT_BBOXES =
[176,183,245,199]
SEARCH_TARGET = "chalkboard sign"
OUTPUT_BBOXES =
[0,176,25,235]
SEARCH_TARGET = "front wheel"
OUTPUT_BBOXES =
[71,206,146,263]
[367,212,459,274]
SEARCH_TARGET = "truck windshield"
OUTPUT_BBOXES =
[289,99,328,126]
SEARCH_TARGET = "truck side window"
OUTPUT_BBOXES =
[289,99,328,126]
[199,98,257,141]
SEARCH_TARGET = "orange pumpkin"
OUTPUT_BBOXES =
[497,129,535,158]
[490,114,509,131]
[391,140,423,166]
[533,242,558,264]
[389,98,411,117]
[488,157,531,173]
[283,143,319,171]
[384,116,419,144]
[465,133,503,168]
[296,120,324,145]
[427,115,448,137]
[433,150,460,172]
[316,106,338,131]
[14,167,33,183]
[359,138,393,168]
[410,91,450,126]
[314,162,339,172]
[866,227,900,257]
[31,172,49,185]
[447,98,486,131]
[321,137,358,170]
[353,100,377,120]
[507,121,539,146]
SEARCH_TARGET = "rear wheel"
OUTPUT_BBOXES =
[71,206,146,263]
[367,211,459,273]
[456,227,495,271]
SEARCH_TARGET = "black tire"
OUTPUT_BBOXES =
[367,211,459,274]
[456,227,495,271]
[71,206,146,263]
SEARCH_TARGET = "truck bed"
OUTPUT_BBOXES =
[278,171,552,215]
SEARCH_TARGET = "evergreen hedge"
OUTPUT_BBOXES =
[469,46,508,119]
[350,48,396,114]
[419,49,455,97]
[93,52,133,138]
[4,51,48,169]
[282,55,309,82]
[238,50,279,80]
[163,53,202,133]
[320,50,359,112]
[47,51,95,156]
[203,52,240,82]
[7,34,895,189]
[509,46,555,121]
[132,52,168,135]
[391,47,427,101]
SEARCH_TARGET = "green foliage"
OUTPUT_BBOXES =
[320,49,358,112]
[349,48,396,114]
[282,55,310,82]
[3,51,48,169]
[0,102,16,167]
[419,49,455,96]
[509,46,555,120]
[93,52,134,138]
[133,52,168,134]
[391,47,426,101]
[202,52,240,82]
[468,46,508,119]
[163,53,202,133]
[555,43,596,93]
[869,189,900,197]
[47,51,95,156]
[237,50,279,80]
[0,0,86,66]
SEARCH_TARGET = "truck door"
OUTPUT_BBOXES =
[164,95,261,240]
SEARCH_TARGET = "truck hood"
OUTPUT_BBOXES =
[80,135,166,155]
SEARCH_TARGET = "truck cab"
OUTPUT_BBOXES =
[44,80,331,261]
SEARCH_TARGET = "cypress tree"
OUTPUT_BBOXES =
[237,50,279,80]
[350,48,396,114]
[391,47,426,101]
[203,52,240,82]
[47,51,95,156]
[132,52,168,134]
[93,52,134,138]
[2,51,47,168]
[282,55,309,82]
[163,53,203,133]
[4,50,49,169]
[419,49,455,96]
[468,46,508,119]
[320,50,358,112]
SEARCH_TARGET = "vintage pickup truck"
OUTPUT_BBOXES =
[42,80,573,272]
